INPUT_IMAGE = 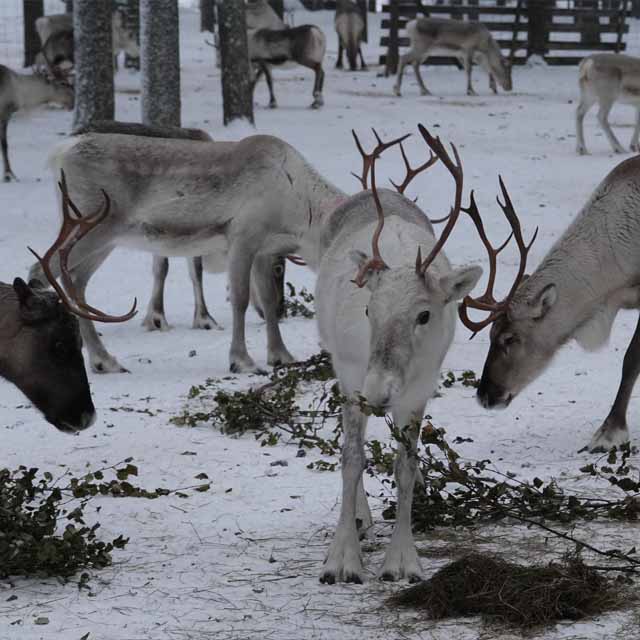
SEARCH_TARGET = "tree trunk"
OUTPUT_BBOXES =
[268,0,284,19]
[217,1,254,126]
[23,0,44,67]
[140,0,181,127]
[73,0,114,129]
[200,0,216,32]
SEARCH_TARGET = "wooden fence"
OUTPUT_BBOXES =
[380,1,631,72]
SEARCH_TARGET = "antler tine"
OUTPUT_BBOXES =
[496,176,538,303]
[389,141,439,195]
[417,126,464,274]
[28,170,137,323]
[351,128,411,190]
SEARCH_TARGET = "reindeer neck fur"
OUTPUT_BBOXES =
[12,72,57,110]
[513,156,640,349]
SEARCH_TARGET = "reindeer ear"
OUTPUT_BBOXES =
[439,266,483,304]
[13,277,34,306]
[528,283,557,319]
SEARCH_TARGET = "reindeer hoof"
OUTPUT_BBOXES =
[192,314,222,331]
[142,312,171,332]
[269,100,278,109]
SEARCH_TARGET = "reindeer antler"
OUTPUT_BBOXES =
[415,125,465,275]
[458,176,538,335]
[389,140,438,196]
[28,170,137,323]
[351,129,409,287]
[351,128,410,190]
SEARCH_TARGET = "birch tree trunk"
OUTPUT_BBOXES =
[73,0,114,129]
[140,0,181,127]
[217,0,254,126]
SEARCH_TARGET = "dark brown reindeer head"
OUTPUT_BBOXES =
[0,171,136,433]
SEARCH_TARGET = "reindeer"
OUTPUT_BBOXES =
[28,132,344,374]
[67,120,287,334]
[575,53,640,155]
[0,64,73,182]
[3,172,135,432]
[35,9,139,74]
[393,18,512,97]
[459,154,640,452]
[248,26,326,109]
[317,126,485,583]
[335,0,366,71]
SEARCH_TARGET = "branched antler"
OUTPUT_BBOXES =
[389,141,438,196]
[28,170,137,323]
[416,125,464,275]
[458,176,538,335]
[351,129,409,287]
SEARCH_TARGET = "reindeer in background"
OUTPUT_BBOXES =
[335,0,367,71]
[394,17,512,97]
[0,64,73,182]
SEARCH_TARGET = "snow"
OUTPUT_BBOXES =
[1,6,639,640]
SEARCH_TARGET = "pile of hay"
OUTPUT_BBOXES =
[389,553,625,629]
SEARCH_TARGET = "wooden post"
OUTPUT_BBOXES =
[23,0,44,67]
[527,0,552,59]
[357,0,368,43]
[578,0,601,45]
[385,0,399,76]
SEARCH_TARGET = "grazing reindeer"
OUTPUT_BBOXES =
[29,132,344,373]
[68,120,287,334]
[317,126,483,583]
[3,172,135,432]
[335,0,367,71]
[0,64,73,182]
[461,154,640,452]
[575,53,640,155]
[394,18,512,97]
[249,26,327,109]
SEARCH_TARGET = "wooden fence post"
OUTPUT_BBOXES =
[527,0,552,59]
[385,0,399,76]
[23,0,44,67]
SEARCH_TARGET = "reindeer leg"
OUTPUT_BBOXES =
[1,118,16,182]
[358,46,367,71]
[252,253,294,367]
[631,108,640,152]
[413,60,430,97]
[575,92,595,155]
[336,41,344,69]
[356,474,373,539]
[394,52,415,97]
[261,64,277,109]
[227,241,263,374]
[597,99,625,154]
[588,313,640,452]
[311,64,324,109]
[69,247,129,373]
[464,52,477,96]
[379,409,423,582]
[320,402,367,584]
[142,257,172,331]
[188,256,221,330]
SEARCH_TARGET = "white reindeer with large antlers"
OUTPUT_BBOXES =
[316,126,483,584]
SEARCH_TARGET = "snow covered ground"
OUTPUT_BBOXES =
[1,6,639,640]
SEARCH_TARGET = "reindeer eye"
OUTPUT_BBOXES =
[502,334,518,348]
[273,265,284,277]
[417,311,430,325]
[365,306,369,317]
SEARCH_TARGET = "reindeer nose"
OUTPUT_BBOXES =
[81,410,97,429]
[477,378,508,409]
